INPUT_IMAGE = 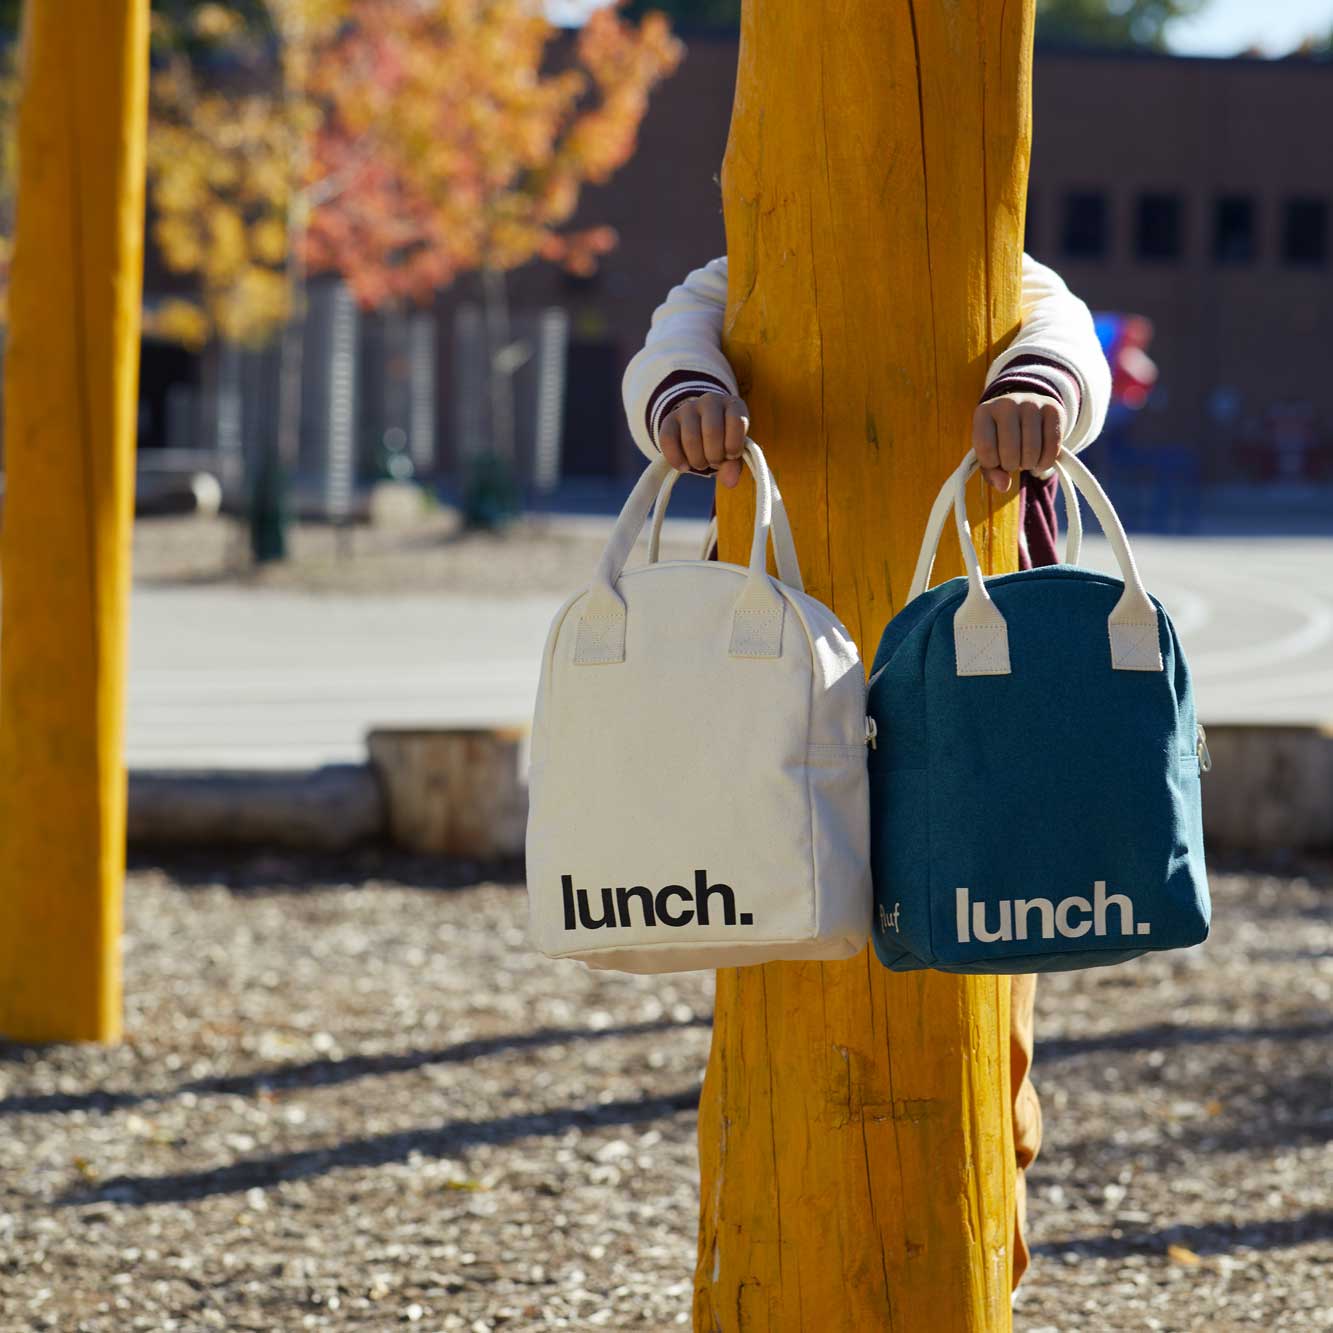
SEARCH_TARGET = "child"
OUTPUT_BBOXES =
[622,250,1111,570]
[620,248,1112,1288]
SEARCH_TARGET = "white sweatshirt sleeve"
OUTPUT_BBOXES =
[979,251,1112,457]
[621,248,1111,463]
[621,254,737,462]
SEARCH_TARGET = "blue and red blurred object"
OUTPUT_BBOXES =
[1095,311,1158,410]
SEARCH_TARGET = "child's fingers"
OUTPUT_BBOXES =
[972,404,1010,492]
[1038,404,1064,472]
[972,404,998,470]
[1019,399,1043,471]
[699,394,729,469]
[658,416,687,472]
[994,400,1022,474]
[723,397,750,459]
[718,456,743,489]
[676,404,709,472]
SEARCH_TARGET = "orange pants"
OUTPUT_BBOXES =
[1010,972,1042,1289]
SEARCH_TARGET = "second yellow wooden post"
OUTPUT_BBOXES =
[698,1,1035,1326]
[0,1,151,1043]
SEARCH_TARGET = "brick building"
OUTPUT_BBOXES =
[1025,47,1333,486]
[464,36,1333,488]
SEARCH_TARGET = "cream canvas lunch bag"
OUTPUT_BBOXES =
[525,440,873,973]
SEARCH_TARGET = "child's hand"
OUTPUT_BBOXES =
[972,391,1067,492]
[659,392,750,489]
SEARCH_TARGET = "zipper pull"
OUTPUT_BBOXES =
[1196,722,1212,773]
[865,716,878,750]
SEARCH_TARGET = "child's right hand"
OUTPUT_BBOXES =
[658,392,750,489]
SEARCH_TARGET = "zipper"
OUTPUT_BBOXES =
[1196,722,1212,774]
[865,716,878,750]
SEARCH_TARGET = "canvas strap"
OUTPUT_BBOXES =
[645,461,805,593]
[909,459,1083,599]
[907,449,1163,677]
[574,438,797,665]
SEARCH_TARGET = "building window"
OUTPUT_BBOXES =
[1213,194,1256,264]
[1282,196,1328,266]
[1061,191,1108,260]
[1136,193,1184,261]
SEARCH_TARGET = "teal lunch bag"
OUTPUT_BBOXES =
[867,449,1211,974]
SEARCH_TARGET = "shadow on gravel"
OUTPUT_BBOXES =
[58,1084,704,1208]
[1193,1068,1333,1153]
[1037,1018,1333,1063]
[0,1015,711,1118]
[1035,1208,1333,1258]
[1050,1061,1333,1166]
[127,847,527,894]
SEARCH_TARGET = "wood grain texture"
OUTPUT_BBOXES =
[696,2,1034,1327]
[367,729,528,858]
[0,1,150,1042]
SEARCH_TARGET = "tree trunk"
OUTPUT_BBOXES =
[260,18,314,563]
[258,173,308,563]
[481,260,517,467]
[0,0,150,1042]
[276,255,308,479]
[697,2,1034,1327]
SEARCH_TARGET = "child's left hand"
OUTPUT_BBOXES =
[971,392,1067,492]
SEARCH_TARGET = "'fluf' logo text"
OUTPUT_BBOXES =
[956,880,1151,944]
[562,870,754,931]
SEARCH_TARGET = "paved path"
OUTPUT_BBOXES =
[127,590,563,769]
[1116,536,1333,729]
[126,534,1333,769]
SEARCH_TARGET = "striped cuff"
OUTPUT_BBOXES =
[980,352,1083,424]
[646,369,732,451]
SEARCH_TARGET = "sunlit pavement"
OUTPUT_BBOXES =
[126,534,1333,769]
[1110,536,1333,727]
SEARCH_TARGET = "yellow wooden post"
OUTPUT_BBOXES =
[697,1,1034,1326]
[0,1,151,1043]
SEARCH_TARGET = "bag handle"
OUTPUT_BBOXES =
[909,462,1083,601]
[644,461,806,593]
[908,449,1162,677]
[1056,463,1084,567]
[574,438,794,665]
[699,514,719,562]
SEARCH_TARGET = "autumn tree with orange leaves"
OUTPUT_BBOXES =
[308,1,682,478]
[147,0,682,552]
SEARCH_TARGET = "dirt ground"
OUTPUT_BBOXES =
[1,853,1329,1332]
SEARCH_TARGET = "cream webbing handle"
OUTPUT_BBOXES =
[645,455,805,593]
[909,461,1083,602]
[908,450,1162,677]
[573,439,792,664]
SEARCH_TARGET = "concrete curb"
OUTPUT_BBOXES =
[366,727,527,859]
[125,723,1332,858]
[127,729,530,858]
[128,764,386,852]
[1200,723,1333,855]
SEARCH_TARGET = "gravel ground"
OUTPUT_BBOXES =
[129,511,689,598]
[1,854,1329,1332]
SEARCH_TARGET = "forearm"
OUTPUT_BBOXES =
[621,255,736,461]
[984,252,1112,457]
[624,250,1110,473]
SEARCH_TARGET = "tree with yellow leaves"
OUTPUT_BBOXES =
[147,0,682,549]
[146,1,341,350]
[148,1,350,558]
